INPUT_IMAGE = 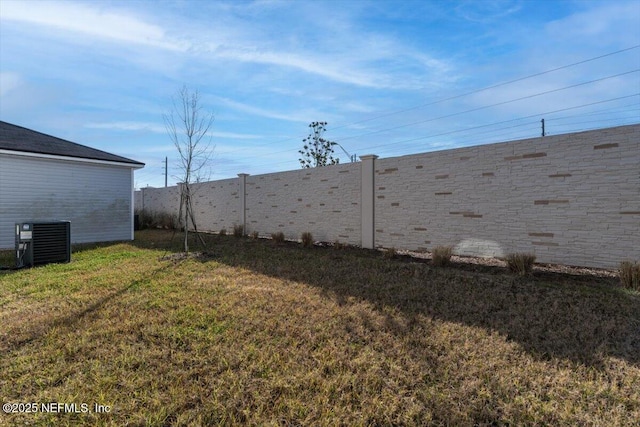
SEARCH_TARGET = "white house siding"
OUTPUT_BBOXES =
[0,153,135,249]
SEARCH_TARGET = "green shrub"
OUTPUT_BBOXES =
[135,209,177,230]
[271,231,285,244]
[233,224,244,237]
[301,232,314,248]
[432,246,453,267]
[619,261,640,290]
[506,253,536,275]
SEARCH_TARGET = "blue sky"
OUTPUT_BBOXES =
[1,0,639,189]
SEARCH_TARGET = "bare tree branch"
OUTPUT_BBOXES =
[163,86,215,253]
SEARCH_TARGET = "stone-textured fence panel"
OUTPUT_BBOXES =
[245,162,362,245]
[135,124,639,268]
[374,125,639,267]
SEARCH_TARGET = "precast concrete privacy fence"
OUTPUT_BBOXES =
[135,124,639,269]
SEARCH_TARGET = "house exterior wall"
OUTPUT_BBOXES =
[0,153,135,249]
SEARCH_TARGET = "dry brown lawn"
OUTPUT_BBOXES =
[0,229,638,426]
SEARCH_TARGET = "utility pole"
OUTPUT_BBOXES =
[541,118,545,137]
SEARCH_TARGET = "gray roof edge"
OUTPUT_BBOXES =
[0,121,145,166]
[0,148,145,169]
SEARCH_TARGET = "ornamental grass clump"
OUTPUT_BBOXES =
[619,261,640,290]
[432,245,453,267]
[233,224,244,237]
[271,231,285,244]
[301,232,313,248]
[506,252,536,275]
[383,247,397,259]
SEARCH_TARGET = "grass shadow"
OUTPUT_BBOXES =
[0,249,16,274]
[0,240,134,275]
[130,230,639,368]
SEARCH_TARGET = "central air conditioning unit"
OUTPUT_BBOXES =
[15,221,71,268]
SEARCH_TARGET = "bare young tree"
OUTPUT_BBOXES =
[163,86,215,253]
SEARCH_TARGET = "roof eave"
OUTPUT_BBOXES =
[0,149,145,169]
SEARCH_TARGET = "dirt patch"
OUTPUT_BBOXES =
[160,251,216,263]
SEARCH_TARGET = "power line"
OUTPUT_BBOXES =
[213,69,639,168]
[328,45,640,133]
[547,116,640,129]
[355,93,640,152]
[201,44,640,177]
[210,93,639,175]
[373,110,640,154]
[547,105,640,122]
[214,45,640,157]
[218,71,639,168]
[373,123,542,157]
[333,69,639,146]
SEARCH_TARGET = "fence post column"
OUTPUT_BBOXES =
[238,173,249,235]
[360,155,378,249]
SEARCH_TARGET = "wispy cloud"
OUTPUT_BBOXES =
[216,48,386,89]
[0,0,186,51]
[132,144,175,154]
[85,121,263,140]
[214,96,325,123]
[545,1,640,45]
[211,131,263,140]
[1,0,453,90]
[0,72,22,97]
[85,121,165,133]
[455,0,523,23]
